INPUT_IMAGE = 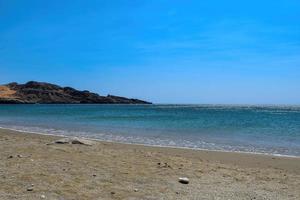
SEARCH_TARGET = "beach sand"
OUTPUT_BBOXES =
[0,128,299,200]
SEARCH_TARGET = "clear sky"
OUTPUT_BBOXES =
[0,0,299,104]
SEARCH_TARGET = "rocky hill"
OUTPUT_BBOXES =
[0,81,151,104]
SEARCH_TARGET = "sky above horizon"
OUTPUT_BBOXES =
[0,0,300,104]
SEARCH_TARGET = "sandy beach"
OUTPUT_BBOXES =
[0,128,299,200]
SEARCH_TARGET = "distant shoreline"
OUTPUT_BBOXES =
[1,103,300,107]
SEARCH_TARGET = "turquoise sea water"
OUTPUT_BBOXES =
[0,104,299,156]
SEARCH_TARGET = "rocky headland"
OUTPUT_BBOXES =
[0,81,151,104]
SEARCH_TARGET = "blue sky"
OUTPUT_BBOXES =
[0,0,299,104]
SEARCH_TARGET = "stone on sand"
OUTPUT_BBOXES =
[178,177,189,184]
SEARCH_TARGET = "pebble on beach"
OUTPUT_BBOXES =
[178,177,189,184]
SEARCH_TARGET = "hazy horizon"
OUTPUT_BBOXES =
[1,1,299,104]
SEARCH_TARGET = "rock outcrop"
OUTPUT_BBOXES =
[0,81,151,104]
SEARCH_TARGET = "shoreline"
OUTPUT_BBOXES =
[1,126,300,172]
[1,127,300,199]
[0,126,299,159]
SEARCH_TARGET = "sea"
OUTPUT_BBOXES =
[0,104,299,157]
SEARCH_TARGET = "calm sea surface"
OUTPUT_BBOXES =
[0,104,299,156]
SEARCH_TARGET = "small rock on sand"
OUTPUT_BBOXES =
[178,177,189,184]
[27,187,34,191]
[157,162,172,168]
[53,138,69,144]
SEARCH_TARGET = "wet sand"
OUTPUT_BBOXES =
[0,128,299,200]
